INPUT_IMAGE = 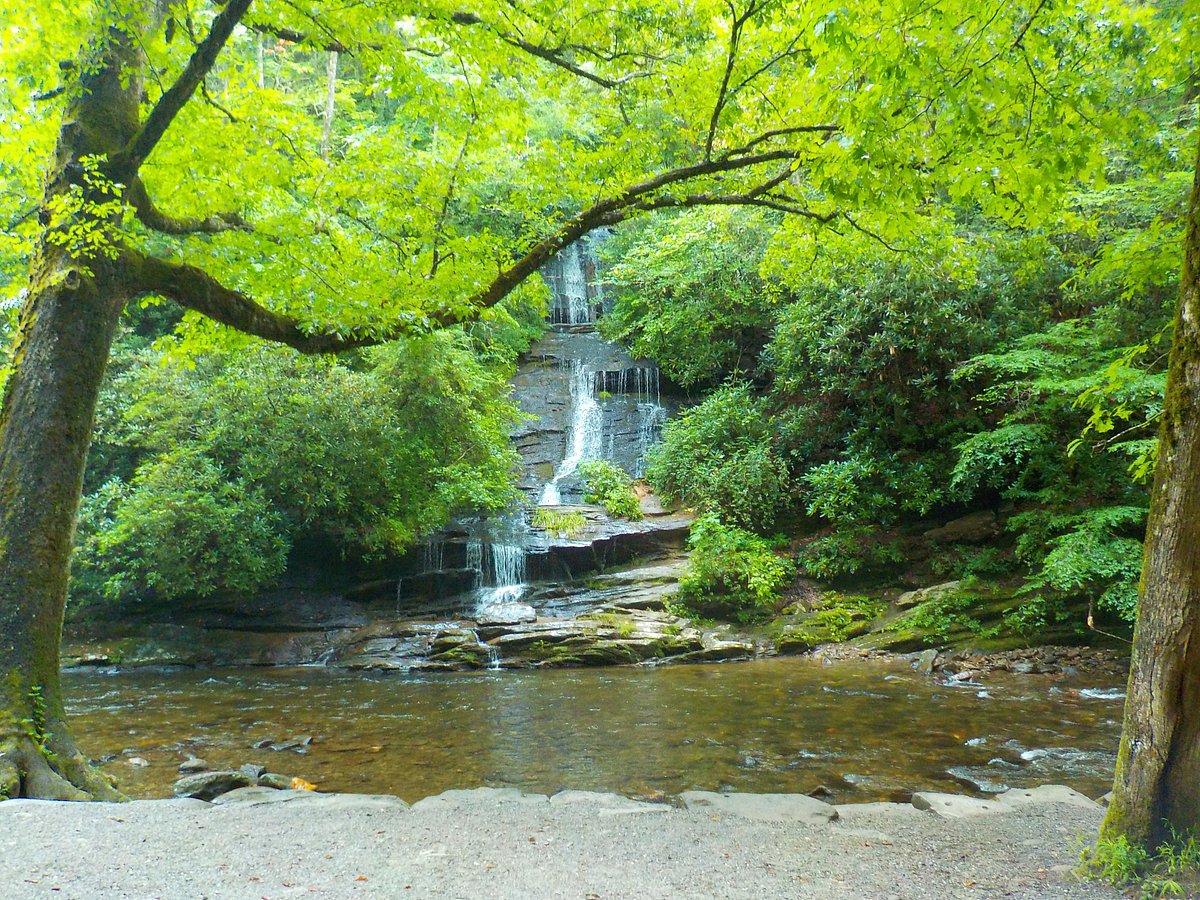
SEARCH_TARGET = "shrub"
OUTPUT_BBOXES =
[676,515,794,623]
[646,382,789,531]
[579,460,642,520]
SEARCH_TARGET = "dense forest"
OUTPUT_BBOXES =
[1,0,1198,882]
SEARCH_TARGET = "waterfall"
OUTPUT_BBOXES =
[540,361,603,505]
[473,538,529,615]
[422,539,444,572]
[550,242,594,325]
[465,539,483,587]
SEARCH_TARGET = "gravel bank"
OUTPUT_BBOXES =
[0,786,1120,899]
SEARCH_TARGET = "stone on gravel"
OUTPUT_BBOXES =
[411,787,549,811]
[212,788,408,811]
[173,770,256,801]
[680,791,839,824]
[911,792,1012,818]
[999,785,1101,811]
[550,790,668,814]
[177,757,208,774]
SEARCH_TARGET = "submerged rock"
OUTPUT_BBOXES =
[173,770,256,801]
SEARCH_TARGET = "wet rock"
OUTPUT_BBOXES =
[239,764,266,779]
[127,757,149,768]
[476,603,537,626]
[680,791,839,824]
[947,766,1009,794]
[258,773,293,790]
[914,648,938,675]
[252,735,313,753]
[173,770,256,801]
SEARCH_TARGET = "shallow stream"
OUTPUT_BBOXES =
[67,657,1124,803]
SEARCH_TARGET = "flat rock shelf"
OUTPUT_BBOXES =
[0,786,1120,898]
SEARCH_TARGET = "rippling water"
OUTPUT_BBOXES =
[65,657,1124,802]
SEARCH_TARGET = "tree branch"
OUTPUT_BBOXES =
[126,250,383,352]
[126,178,250,235]
[117,0,254,173]
[126,144,815,352]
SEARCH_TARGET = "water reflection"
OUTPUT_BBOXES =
[65,657,1123,803]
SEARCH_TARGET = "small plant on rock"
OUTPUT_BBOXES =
[579,460,643,520]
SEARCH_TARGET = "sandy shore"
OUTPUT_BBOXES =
[0,785,1120,899]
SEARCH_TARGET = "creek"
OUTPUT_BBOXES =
[67,657,1122,803]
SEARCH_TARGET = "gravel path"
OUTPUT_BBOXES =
[0,786,1121,899]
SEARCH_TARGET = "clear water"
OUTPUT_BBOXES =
[66,657,1123,803]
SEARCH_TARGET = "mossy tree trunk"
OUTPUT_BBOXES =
[1100,131,1200,848]
[0,27,142,801]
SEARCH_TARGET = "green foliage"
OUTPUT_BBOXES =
[797,526,904,579]
[676,515,794,623]
[72,329,525,608]
[578,460,642,520]
[599,209,779,386]
[646,383,789,532]
[73,460,288,604]
[1012,506,1146,622]
[531,508,587,538]
[1080,828,1200,899]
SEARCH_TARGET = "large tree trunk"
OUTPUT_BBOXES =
[0,261,128,801]
[1101,132,1200,848]
[0,27,144,801]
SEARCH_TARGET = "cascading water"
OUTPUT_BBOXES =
[540,362,603,506]
[471,536,529,616]
[551,242,594,325]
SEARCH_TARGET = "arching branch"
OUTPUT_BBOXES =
[125,140,833,352]
[126,179,250,235]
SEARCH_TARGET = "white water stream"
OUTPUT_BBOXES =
[539,361,603,506]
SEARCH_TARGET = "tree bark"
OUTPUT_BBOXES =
[0,24,146,802]
[1101,131,1200,848]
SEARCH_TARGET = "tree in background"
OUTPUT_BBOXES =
[0,0,1173,802]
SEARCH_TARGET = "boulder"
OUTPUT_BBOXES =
[896,582,961,609]
[173,770,256,801]
[998,785,1101,811]
[911,792,1012,818]
[914,648,938,675]
[550,790,669,814]
[680,791,839,824]
[923,510,999,544]
[476,603,538,626]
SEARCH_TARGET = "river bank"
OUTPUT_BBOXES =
[0,785,1119,899]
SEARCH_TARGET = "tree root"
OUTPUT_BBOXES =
[0,730,125,802]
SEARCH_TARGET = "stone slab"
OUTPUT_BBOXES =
[680,791,838,824]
